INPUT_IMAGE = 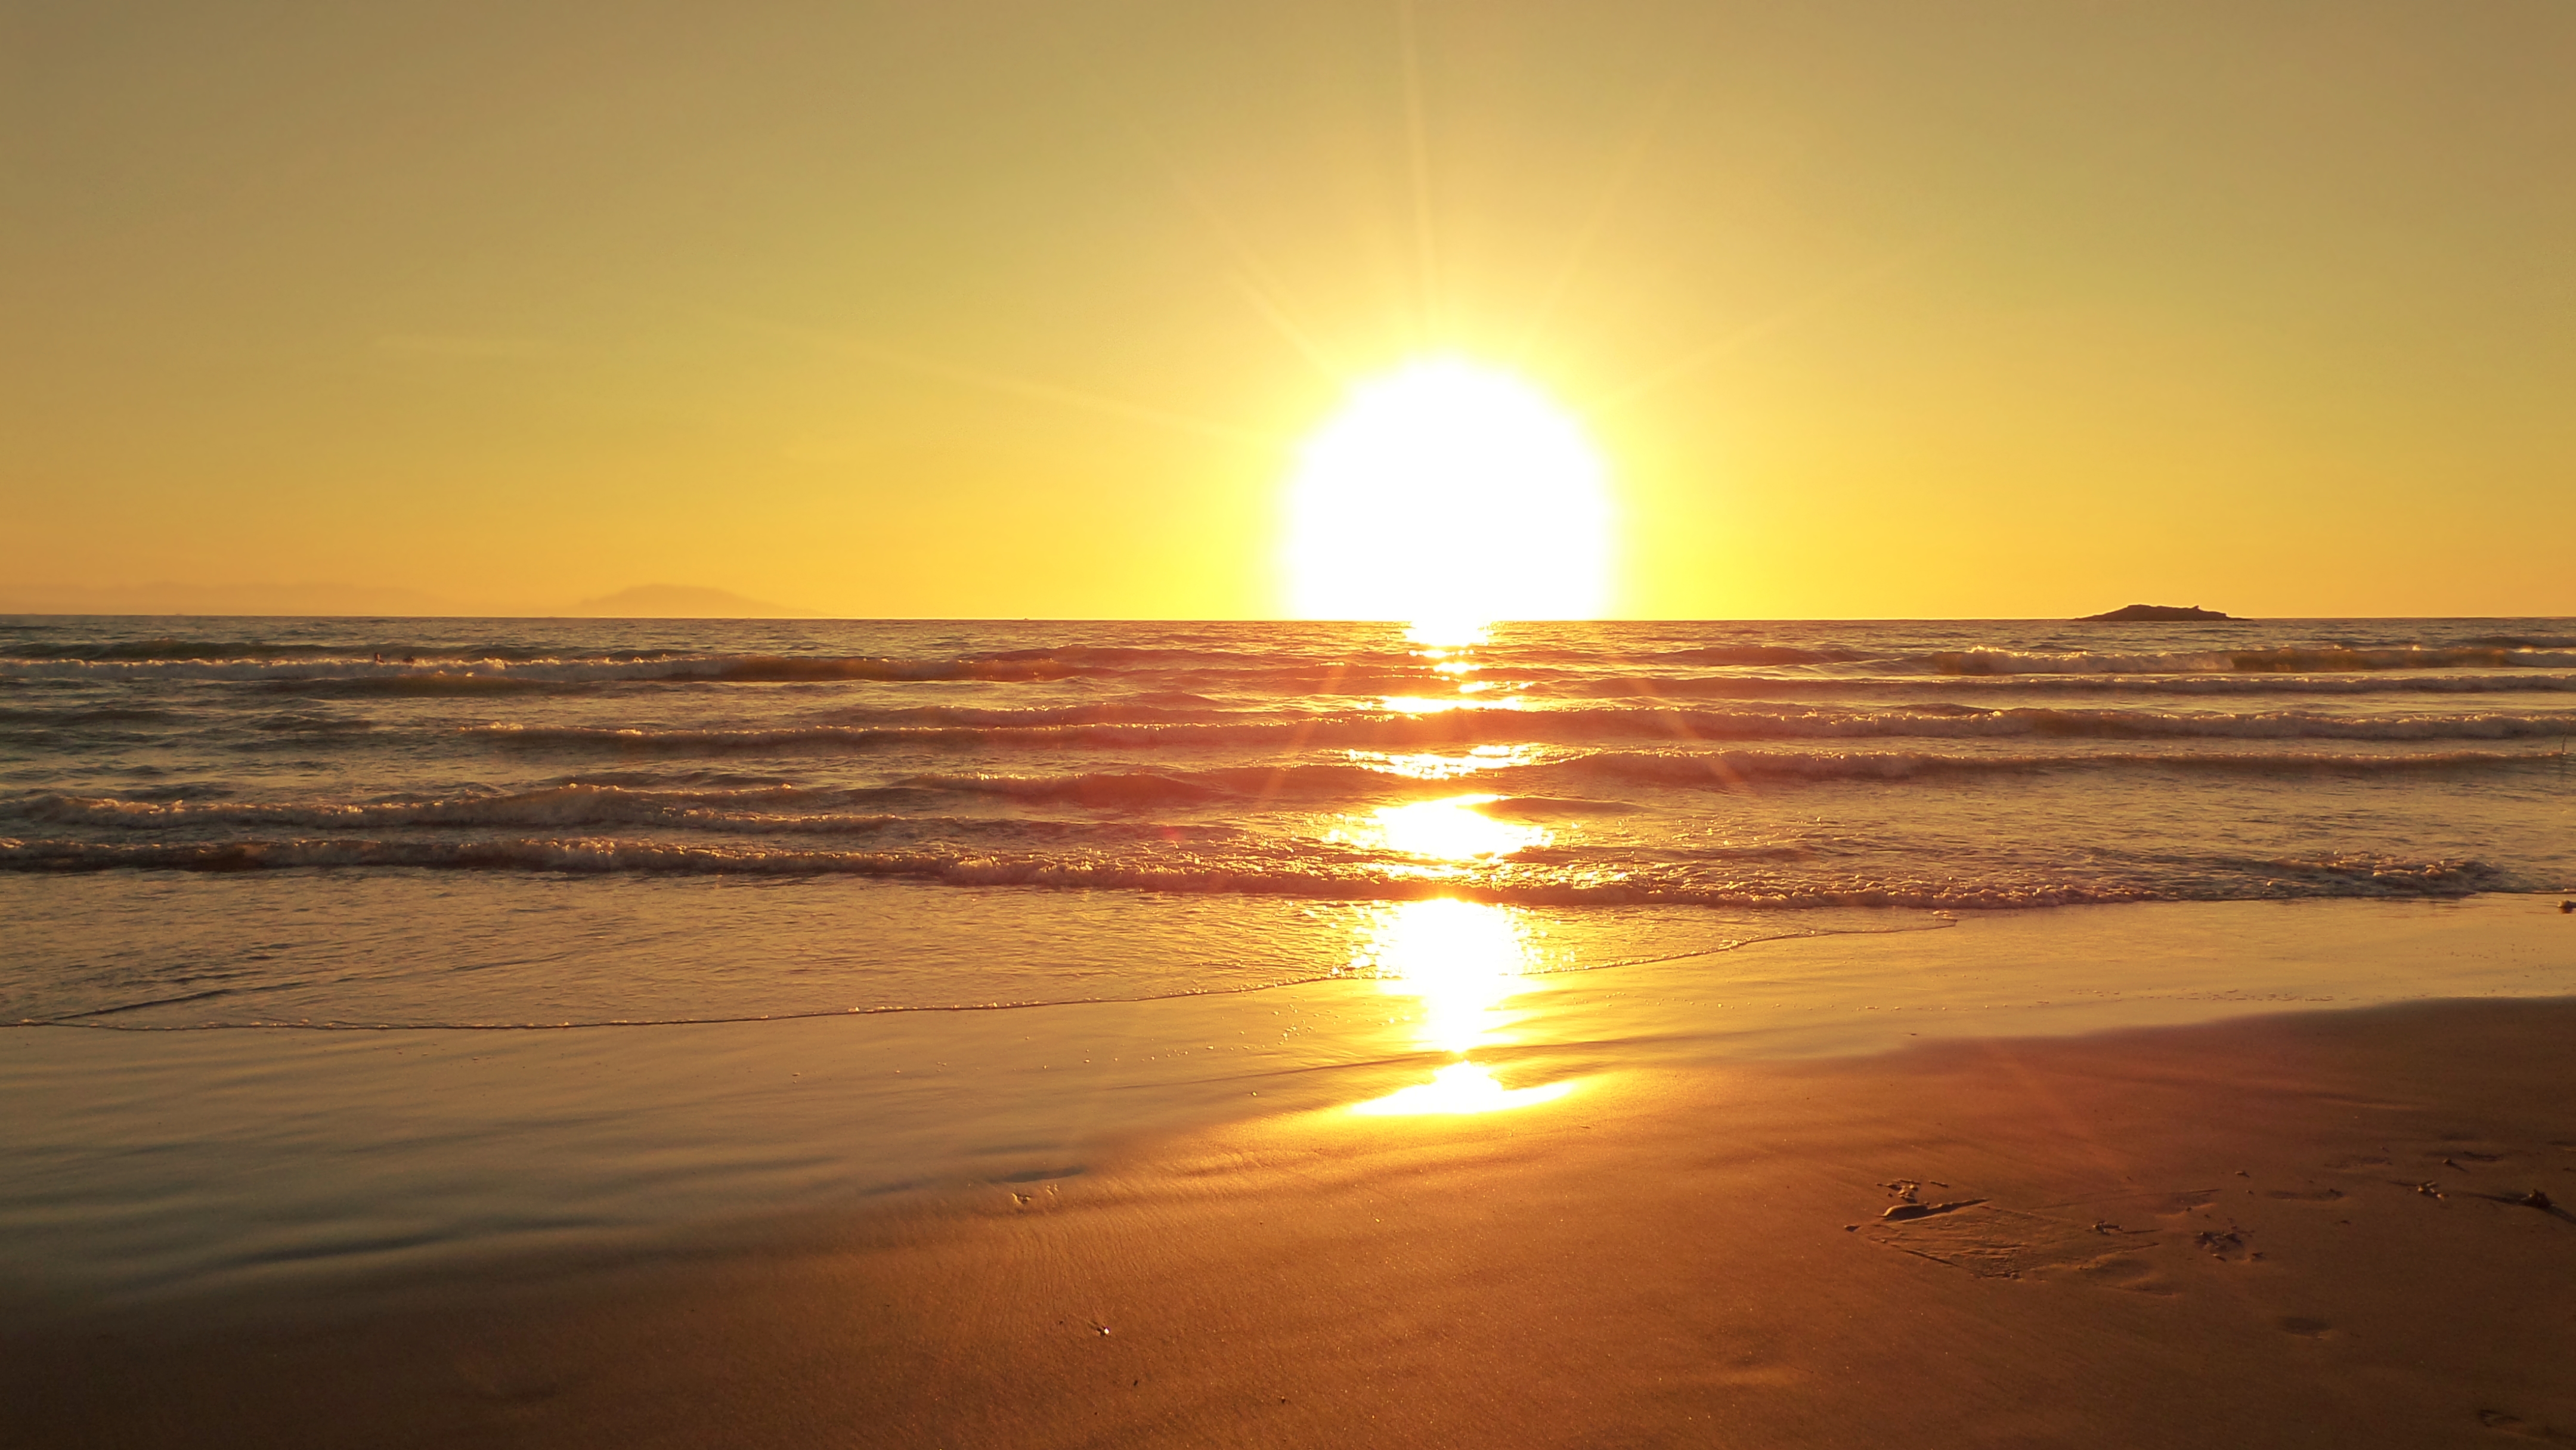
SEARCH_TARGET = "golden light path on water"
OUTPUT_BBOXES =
[1335,734,1583,1113]
[1279,352,1605,1116]
[1367,795,1548,863]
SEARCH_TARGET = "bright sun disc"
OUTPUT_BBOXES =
[1286,358,1612,641]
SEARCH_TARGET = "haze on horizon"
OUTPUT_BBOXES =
[5,1,2573,621]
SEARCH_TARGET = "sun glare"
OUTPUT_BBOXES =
[1367,795,1549,863]
[1286,358,1613,643]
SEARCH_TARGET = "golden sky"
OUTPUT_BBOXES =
[5,1,2572,618]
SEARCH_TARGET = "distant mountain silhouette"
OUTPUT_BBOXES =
[568,584,808,618]
[2079,603,2233,622]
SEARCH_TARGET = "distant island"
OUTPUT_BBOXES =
[2071,605,2236,621]
[2078,603,2233,622]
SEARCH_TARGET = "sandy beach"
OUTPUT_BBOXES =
[10,937,2573,1447]
[14,0,2576,1436]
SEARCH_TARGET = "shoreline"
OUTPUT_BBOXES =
[7,992,2574,1446]
[3,894,2572,1315]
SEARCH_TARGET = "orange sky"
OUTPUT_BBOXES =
[5,1,2573,618]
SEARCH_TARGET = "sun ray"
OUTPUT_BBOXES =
[1053,31,1353,382]
[1587,237,1955,413]
[1098,109,1355,386]
[1397,0,1441,345]
[714,311,1275,445]
[1221,273,1355,387]
[1509,17,1719,367]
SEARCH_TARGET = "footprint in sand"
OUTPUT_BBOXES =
[2477,1409,2576,1443]
[1880,1198,1984,1222]
[2191,1228,2255,1261]
[1868,1201,2157,1281]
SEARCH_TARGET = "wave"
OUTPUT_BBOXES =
[459,706,2576,757]
[25,661,2576,712]
[8,620,2568,922]
[0,834,2513,909]
[3,783,833,832]
[259,673,593,698]
[909,746,2553,804]
[0,782,1082,835]
[2,782,1648,836]
[1521,672,2576,700]
[10,746,2524,839]
[0,654,1107,684]
[21,745,2550,847]
[0,706,182,725]
[7,639,357,662]
[18,642,2576,701]
[255,712,377,735]
[5,747,2554,849]
[1634,645,1876,667]
[4,640,702,665]
[1527,746,2553,788]
[1921,646,2576,675]
[0,655,1463,697]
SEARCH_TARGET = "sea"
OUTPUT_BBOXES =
[5,615,2574,1302]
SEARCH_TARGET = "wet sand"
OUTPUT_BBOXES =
[10,994,2574,1449]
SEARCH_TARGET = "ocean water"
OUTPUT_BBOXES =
[5,615,2575,1301]
[4,615,2573,1028]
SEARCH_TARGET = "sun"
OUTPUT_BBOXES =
[1285,358,1613,643]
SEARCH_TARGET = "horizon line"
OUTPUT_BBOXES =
[6,611,2571,625]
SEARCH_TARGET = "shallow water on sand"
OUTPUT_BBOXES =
[5,895,2572,1303]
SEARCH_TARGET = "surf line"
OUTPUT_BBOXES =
[7,923,1921,1033]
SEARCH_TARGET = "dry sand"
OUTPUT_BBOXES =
[9,996,2574,1449]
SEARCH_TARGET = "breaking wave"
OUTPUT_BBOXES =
[456,707,2576,757]
[5,746,2549,846]
[1921,645,2576,674]
[0,835,2512,908]
[15,639,2575,688]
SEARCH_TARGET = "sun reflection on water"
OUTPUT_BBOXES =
[1352,745,1536,781]
[1352,1059,1575,1116]
[1377,695,1474,716]
[1337,624,1577,1115]
[1346,897,1578,1117]
[1407,619,1493,649]
[1376,689,1516,716]
[1367,795,1550,862]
